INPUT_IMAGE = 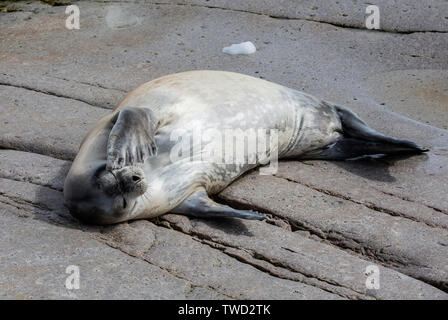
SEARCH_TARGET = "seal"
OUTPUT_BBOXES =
[64,70,427,225]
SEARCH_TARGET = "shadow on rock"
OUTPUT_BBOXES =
[331,152,429,182]
[32,163,102,233]
[198,217,254,237]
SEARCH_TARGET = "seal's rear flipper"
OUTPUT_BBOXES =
[335,105,428,151]
[316,138,427,160]
[310,104,428,160]
[171,189,266,220]
[107,107,158,170]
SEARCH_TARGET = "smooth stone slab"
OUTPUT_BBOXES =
[162,213,448,300]
[0,2,447,138]
[0,150,70,191]
[0,203,225,299]
[219,172,448,291]
[1,2,447,151]
[87,0,448,32]
[0,85,108,160]
[275,159,448,228]
[0,149,446,299]
[138,222,342,299]
[363,69,448,130]
[0,72,125,110]
[0,175,341,299]
[1,0,447,299]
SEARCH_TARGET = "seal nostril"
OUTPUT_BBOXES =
[123,198,127,208]
[132,175,141,182]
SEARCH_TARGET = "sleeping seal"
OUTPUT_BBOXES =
[64,70,427,225]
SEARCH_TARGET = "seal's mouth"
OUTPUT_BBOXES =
[122,196,138,210]
[128,197,139,214]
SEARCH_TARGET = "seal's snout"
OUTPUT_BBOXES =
[114,166,148,196]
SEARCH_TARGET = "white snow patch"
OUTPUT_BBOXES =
[222,41,256,55]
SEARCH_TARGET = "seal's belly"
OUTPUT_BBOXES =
[120,71,339,151]
[119,71,342,191]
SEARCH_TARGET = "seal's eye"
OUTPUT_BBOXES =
[132,175,141,182]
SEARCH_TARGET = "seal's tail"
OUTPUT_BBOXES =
[316,105,428,160]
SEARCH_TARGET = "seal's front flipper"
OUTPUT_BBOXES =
[107,107,158,170]
[171,189,266,220]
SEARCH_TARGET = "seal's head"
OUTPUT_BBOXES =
[64,164,147,225]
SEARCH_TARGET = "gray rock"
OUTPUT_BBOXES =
[0,203,226,299]
[0,85,108,160]
[162,214,447,300]
[0,175,341,299]
[0,0,447,299]
[142,221,342,299]
[219,171,448,291]
[0,72,125,110]
[1,150,446,299]
[0,150,70,191]
[276,159,448,227]
[0,1,446,139]
[87,0,448,32]
[363,69,448,130]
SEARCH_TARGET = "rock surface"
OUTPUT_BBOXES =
[0,1,447,299]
